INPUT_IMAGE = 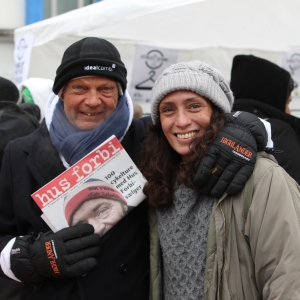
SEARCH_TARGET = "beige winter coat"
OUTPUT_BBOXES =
[149,152,300,300]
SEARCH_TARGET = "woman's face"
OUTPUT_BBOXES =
[159,90,213,156]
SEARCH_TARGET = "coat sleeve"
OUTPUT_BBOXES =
[269,118,300,185]
[245,160,300,299]
[0,143,20,278]
[0,143,21,241]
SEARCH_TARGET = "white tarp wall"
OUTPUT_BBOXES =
[14,0,300,115]
[0,0,25,81]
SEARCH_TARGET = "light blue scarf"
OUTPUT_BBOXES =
[48,92,132,166]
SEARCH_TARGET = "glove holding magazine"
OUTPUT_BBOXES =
[10,224,100,282]
[15,135,146,283]
[31,135,146,236]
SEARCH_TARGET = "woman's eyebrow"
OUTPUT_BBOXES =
[184,96,201,102]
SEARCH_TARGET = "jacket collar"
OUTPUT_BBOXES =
[233,98,300,137]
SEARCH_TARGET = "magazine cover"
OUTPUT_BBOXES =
[31,135,146,236]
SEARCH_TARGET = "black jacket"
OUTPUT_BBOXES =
[0,117,151,300]
[233,99,300,184]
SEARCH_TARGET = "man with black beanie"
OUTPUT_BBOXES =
[231,54,300,184]
[0,37,269,300]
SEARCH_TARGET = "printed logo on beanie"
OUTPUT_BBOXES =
[84,64,116,72]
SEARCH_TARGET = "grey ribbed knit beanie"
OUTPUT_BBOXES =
[151,60,233,124]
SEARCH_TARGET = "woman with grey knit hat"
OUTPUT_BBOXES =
[139,60,300,300]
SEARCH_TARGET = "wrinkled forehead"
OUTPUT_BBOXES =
[59,75,123,97]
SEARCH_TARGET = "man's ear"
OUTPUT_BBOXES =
[59,87,65,101]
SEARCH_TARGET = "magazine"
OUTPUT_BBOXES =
[31,135,147,236]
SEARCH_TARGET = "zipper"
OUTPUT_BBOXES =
[219,203,226,277]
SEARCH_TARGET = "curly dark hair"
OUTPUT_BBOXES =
[139,106,226,208]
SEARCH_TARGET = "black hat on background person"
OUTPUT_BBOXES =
[230,55,292,112]
[0,77,21,103]
[230,54,298,123]
[0,76,41,121]
[0,76,41,119]
[230,54,300,185]
[52,37,127,96]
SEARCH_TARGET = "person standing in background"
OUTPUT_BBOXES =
[0,76,40,300]
[230,54,300,184]
[20,77,54,122]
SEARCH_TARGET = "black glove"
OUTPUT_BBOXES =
[194,111,268,198]
[10,224,101,282]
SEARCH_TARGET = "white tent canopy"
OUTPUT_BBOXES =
[14,0,300,114]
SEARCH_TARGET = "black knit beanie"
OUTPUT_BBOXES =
[53,37,127,95]
[0,77,20,103]
[230,55,291,112]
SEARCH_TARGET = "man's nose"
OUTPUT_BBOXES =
[88,218,105,236]
[85,90,102,107]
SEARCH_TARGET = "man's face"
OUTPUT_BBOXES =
[71,198,127,237]
[61,76,119,131]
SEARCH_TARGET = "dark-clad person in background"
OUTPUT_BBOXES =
[0,37,268,300]
[20,77,54,122]
[0,76,40,168]
[231,54,300,184]
[133,102,143,119]
[0,76,40,300]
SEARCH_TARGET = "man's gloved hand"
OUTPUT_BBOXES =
[10,224,101,282]
[194,111,268,198]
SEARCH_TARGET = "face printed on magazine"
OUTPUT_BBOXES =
[70,197,128,236]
